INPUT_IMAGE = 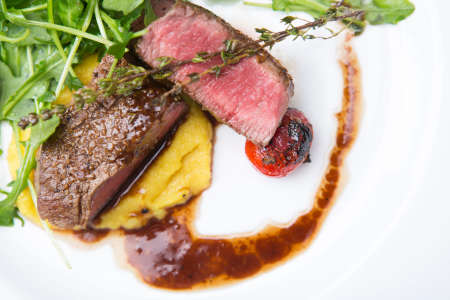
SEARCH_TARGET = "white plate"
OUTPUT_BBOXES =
[1,0,449,299]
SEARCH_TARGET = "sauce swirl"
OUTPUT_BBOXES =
[122,37,362,290]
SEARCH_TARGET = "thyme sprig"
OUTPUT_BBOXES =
[153,7,365,103]
[19,6,363,128]
[18,105,66,129]
[71,6,363,109]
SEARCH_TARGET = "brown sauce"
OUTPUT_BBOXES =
[73,228,110,243]
[91,116,185,223]
[121,36,362,290]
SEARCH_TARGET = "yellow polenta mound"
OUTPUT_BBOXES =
[8,55,213,230]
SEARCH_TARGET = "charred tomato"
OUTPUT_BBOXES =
[245,108,313,177]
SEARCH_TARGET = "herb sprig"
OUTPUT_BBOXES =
[244,0,415,32]
[75,4,365,107]
[95,0,414,102]
[157,6,364,102]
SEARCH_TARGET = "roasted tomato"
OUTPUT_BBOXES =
[245,108,313,177]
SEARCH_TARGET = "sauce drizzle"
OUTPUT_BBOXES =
[123,37,362,290]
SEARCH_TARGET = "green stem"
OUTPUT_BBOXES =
[26,46,33,75]
[7,143,36,208]
[0,0,113,47]
[34,96,40,114]
[18,20,111,46]
[21,3,48,13]
[130,28,148,39]
[243,1,272,8]
[100,10,124,42]
[245,0,329,13]
[0,29,30,43]
[107,58,119,79]
[0,0,6,12]
[12,123,23,165]
[55,0,96,97]
[95,1,108,39]
[2,59,63,118]
[47,0,76,77]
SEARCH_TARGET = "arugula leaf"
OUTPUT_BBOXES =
[16,10,53,45]
[0,22,30,44]
[55,0,84,28]
[100,6,145,58]
[0,9,52,46]
[245,0,415,26]
[0,43,29,77]
[102,0,144,15]
[122,3,146,28]
[0,1,113,47]
[29,114,60,146]
[144,0,157,26]
[36,90,55,103]
[66,73,83,90]
[363,0,415,25]
[0,60,27,108]
[5,91,54,124]
[4,0,34,9]
[1,51,63,119]
[0,115,60,226]
[6,0,47,8]
[5,98,35,122]
[273,0,331,18]
[54,0,95,97]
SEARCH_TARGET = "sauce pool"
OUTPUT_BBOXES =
[121,36,363,290]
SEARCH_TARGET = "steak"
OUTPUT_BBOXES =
[137,1,293,146]
[36,55,188,229]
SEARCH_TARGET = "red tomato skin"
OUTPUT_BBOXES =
[245,108,313,177]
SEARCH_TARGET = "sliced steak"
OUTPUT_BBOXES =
[36,56,188,230]
[137,1,293,146]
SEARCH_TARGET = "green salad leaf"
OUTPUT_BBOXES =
[272,0,331,18]
[102,0,144,15]
[5,98,35,122]
[29,113,60,146]
[245,0,415,27]
[4,0,40,9]
[1,50,64,119]
[0,60,27,108]
[144,0,157,26]
[363,0,415,25]
[55,0,84,28]
[0,43,30,77]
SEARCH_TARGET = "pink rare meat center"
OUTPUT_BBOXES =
[138,2,292,146]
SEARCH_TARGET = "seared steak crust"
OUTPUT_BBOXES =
[36,56,188,229]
